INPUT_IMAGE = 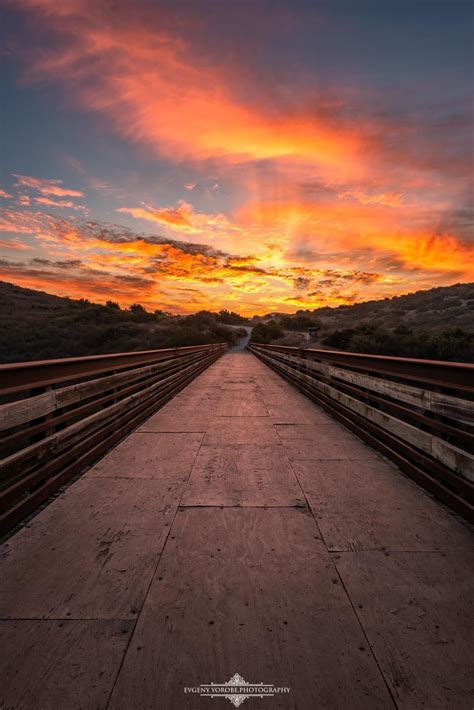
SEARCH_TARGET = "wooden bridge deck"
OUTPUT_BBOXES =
[1,352,472,709]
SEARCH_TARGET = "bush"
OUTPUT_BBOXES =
[322,324,473,362]
[250,322,283,344]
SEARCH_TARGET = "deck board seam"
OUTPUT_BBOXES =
[268,355,402,709]
[103,384,214,709]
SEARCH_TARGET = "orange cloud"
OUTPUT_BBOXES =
[15,1,365,180]
[337,190,403,207]
[13,174,84,198]
[0,208,395,314]
[0,239,31,250]
[117,201,240,237]
[0,208,54,234]
[34,196,86,210]
[4,1,472,314]
[118,203,193,230]
[0,190,13,199]
[240,199,474,278]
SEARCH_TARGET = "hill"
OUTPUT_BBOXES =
[251,283,474,362]
[1,281,473,364]
[0,281,248,363]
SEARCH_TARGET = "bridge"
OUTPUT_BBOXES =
[0,344,472,709]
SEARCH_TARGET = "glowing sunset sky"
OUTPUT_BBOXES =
[0,0,472,315]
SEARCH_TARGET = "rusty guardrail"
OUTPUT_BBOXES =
[248,343,474,522]
[0,343,226,534]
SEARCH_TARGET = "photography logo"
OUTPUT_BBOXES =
[184,673,290,707]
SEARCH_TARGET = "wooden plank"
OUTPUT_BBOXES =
[0,381,200,533]
[260,352,474,480]
[170,385,222,404]
[87,432,203,479]
[203,417,280,445]
[138,410,212,432]
[0,360,207,479]
[0,476,182,619]
[270,360,474,521]
[275,422,353,441]
[258,388,314,406]
[108,508,393,709]
[1,344,225,395]
[334,551,474,709]
[220,383,261,392]
[181,445,306,507]
[1,357,215,457]
[280,426,377,461]
[213,396,269,417]
[266,405,334,425]
[314,377,474,480]
[249,343,474,392]
[326,364,474,425]
[172,392,222,405]
[0,619,133,710]
[293,459,473,552]
[0,350,207,432]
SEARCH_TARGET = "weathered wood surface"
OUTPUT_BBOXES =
[0,358,210,479]
[0,619,134,710]
[0,476,181,619]
[254,348,474,480]
[87,432,203,480]
[267,351,474,424]
[333,550,474,709]
[293,459,473,552]
[182,445,305,506]
[108,508,392,710]
[0,350,208,432]
[0,352,472,709]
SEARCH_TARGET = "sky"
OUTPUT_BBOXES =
[0,0,473,316]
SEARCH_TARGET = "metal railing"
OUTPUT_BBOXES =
[0,343,226,534]
[248,343,473,522]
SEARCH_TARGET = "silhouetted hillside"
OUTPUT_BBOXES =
[1,281,473,363]
[0,282,248,363]
[254,283,474,361]
[313,283,474,331]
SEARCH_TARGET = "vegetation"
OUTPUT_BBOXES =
[255,283,474,362]
[275,314,322,331]
[0,282,249,363]
[250,321,284,344]
[322,324,474,362]
[1,281,472,363]
[295,282,473,333]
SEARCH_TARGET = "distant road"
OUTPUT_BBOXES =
[226,324,252,351]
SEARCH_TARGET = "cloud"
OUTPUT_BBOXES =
[0,256,156,304]
[0,239,32,250]
[31,257,82,269]
[34,196,86,210]
[3,0,472,312]
[241,198,474,278]
[0,208,55,234]
[118,203,194,230]
[13,174,84,198]
[0,207,395,313]
[11,1,363,177]
[337,190,403,207]
[0,190,13,199]
[293,276,311,290]
[117,200,242,239]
